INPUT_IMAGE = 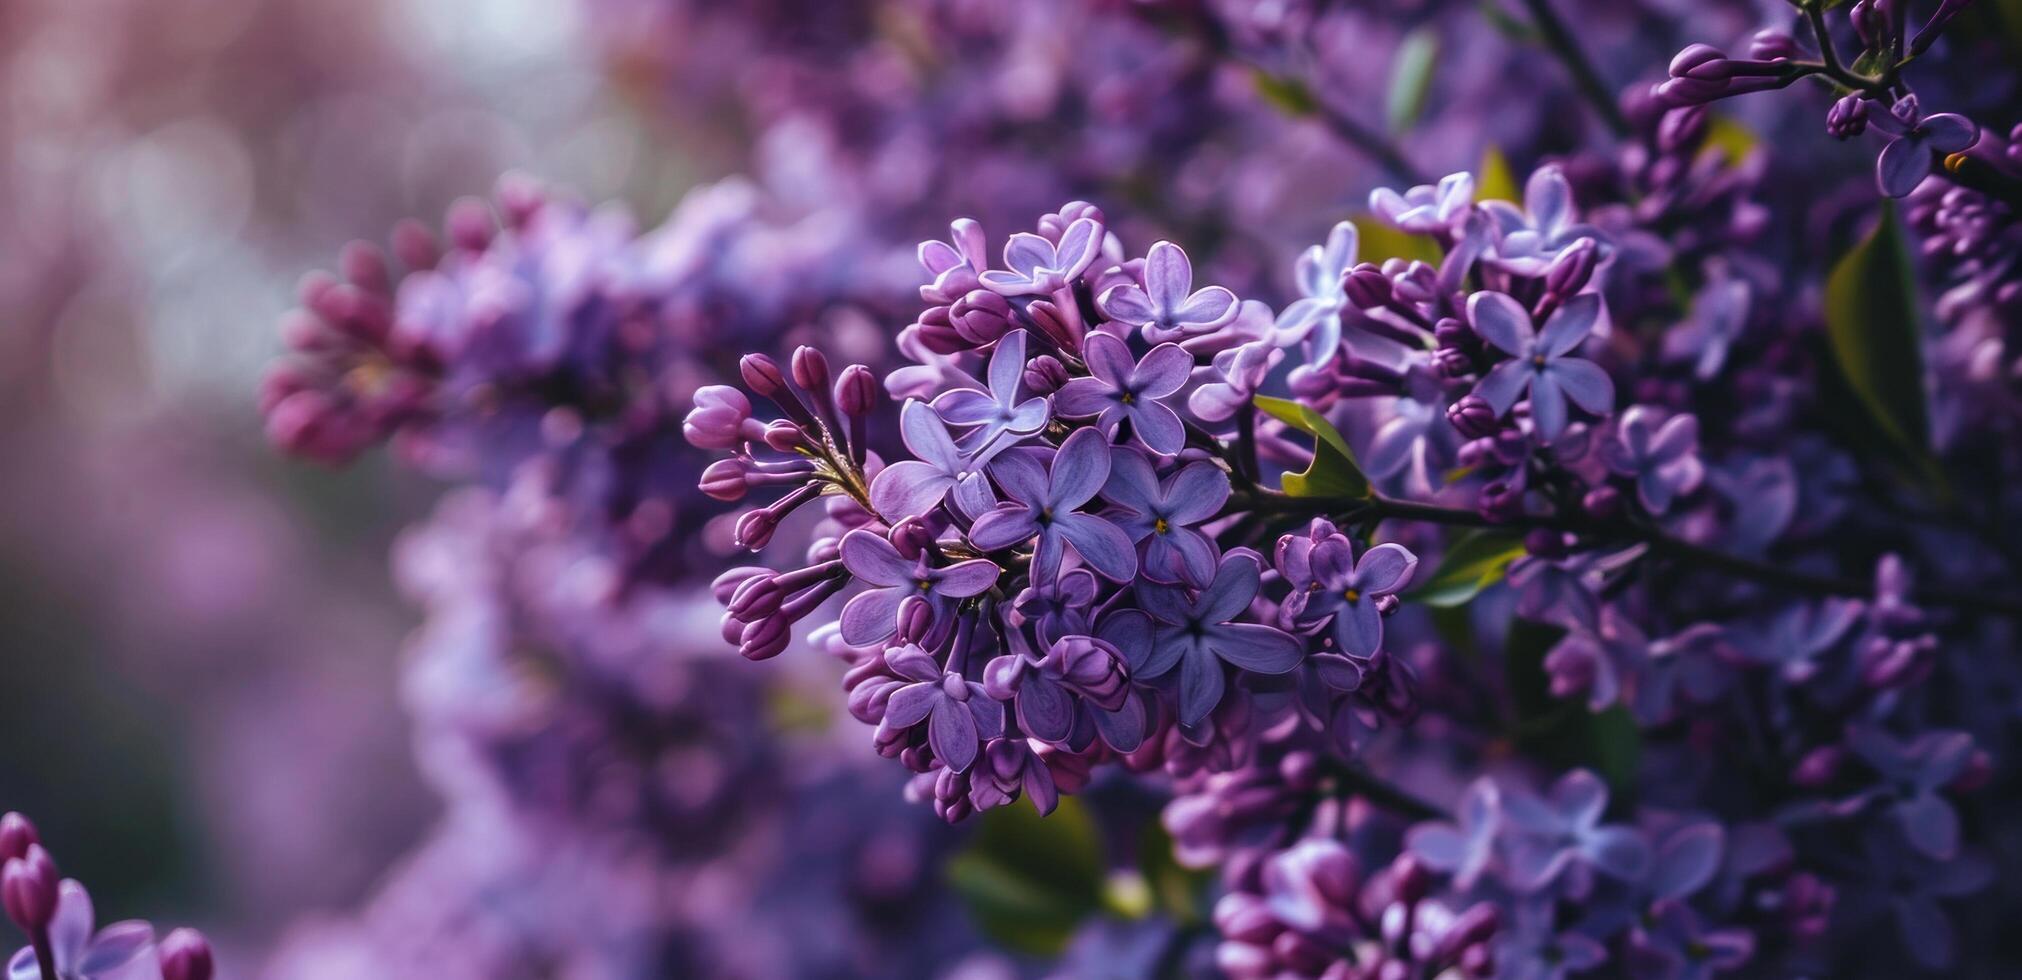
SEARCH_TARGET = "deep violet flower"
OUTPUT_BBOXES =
[1468,291,1615,440]
[969,426,1138,583]
[1869,96,1979,198]
[878,645,1005,773]
[1053,332,1194,455]
[1100,449,1230,587]
[1285,538,1418,658]
[1119,551,1304,725]
[870,398,1016,520]
[1599,408,1704,513]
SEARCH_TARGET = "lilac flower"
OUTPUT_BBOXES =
[1869,95,1979,198]
[1369,172,1474,234]
[1742,598,1863,683]
[1500,899,1610,980]
[1482,165,1598,275]
[918,218,989,298]
[1623,900,1754,980]
[1285,538,1418,658]
[1100,449,1230,587]
[978,217,1104,296]
[1502,770,1651,896]
[931,329,1049,451]
[1468,291,1615,441]
[1841,834,1992,971]
[1645,823,1726,902]
[1053,332,1194,455]
[1129,551,1305,725]
[1846,725,1974,860]
[1663,274,1750,380]
[1098,241,1239,343]
[1190,339,1283,423]
[878,645,1004,773]
[836,529,1000,647]
[1599,408,1703,513]
[969,426,1137,582]
[5,881,155,980]
[1009,568,1098,645]
[1405,778,1503,889]
[870,399,1014,520]
[983,635,1129,743]
[1273,221,1357,366]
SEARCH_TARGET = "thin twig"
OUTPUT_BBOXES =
[1516,0,1631,137]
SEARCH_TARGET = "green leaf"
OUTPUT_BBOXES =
[1476,145,1521,204]
[1823,202,1932,460]
[1386,29,1439,133]
[1503,620,1643,804]
[1134,821,1213,925]
[1254,395,1371,499]
[1353,215,1444,266]
[1702,115,1760,167]
[947,797,1106,955]
[1407,530,1527,607]
[1252,69,1318,116]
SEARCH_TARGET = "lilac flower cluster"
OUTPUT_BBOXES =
[0,813,213,980]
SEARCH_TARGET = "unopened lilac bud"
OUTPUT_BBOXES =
[700,459,749,502]
[1524,529,1570,560]
[1053,637,1129,710]
[1375,594,1400,615]
[1341,263,1392,309]
[1391,853,1431,904]
[791,346,833,397]
[2,846,57,933]
[1850,0,1883,47]
[1279,751,1322,791]
[740,354,788,399]
[0,814,37,864]
[1582,484,1624,519]
[763,419,807,453]
[1827,95,1869,140]
[390,218,439,271]
[889,519,934,560]
[1447,395,1499,439]
[1024,354,1070,395]
[738,616,791,661]
[896,596,934,644]
[1792,745,1844,788]
[727,573,783,621]
[911,306,968,355]
[1434,347,1474,379]
[735,508,782,551]
[1479,479,1526,522]
[951,289,1014,345]
[1657,106,1709,156]
[1544,239,1599,297]
[1658,45,1734,105]
[1748,28,1800,61]
[159,928,216,980]
[836,365,877,417]
[1670,44,1734,80]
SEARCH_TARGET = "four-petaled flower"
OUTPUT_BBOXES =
[1469,291,1615,441]
[1869,95,1979,199]
[1054,332,1193,455]
[979,217,1104,296]
[1481,164,1600,276]
[1286,538,1417,658]
[1369,172,1474,234]
[1501,770,1651,897]
[837,529,1000,647]
[917,217,988,298]
[1100,449,1230,587]
[983,635,1130,744]
[871,398,1015,519]
[1097,241,1239,343]
[1846,725,1974,860]
[878,645,1004,773]
[1599,407,1704,514]
[1405,777,1503,890]
[4,881,155,980]
[1273,221,1358,366]
[1122,551,1305,725]
[970,426,1138,583]
[931,329,1049,451]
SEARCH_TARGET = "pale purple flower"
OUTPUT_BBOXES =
[1502,770,1651,896]
[1599,408,1703,513]
[1054,332,1194,455]
[1869,95,1979,198]
[1406,778,1502,889]
[969,426,1138,582]
[1363,363,1461,498]
[1482,165,1599,276]
[918,217,989,299]
[1272,221,1357,365]
[1846,725,1974,860]
[5,881,157,980]
[836,529,1000,647]
[1127,551,1305,725]
[878,645,1004,773]
[978,217,1104,296]
[1100,449,1229,587]
[1369,172,1474,234]
[1468,291,1615,441]
[1189,339,1284,423]
[930,329,1049,450]
[1286,537,1417,659]
[1645,823,1725,902]
[1742,598,1863,683]
[1097,241,1238,343]
[870,399,1015,520]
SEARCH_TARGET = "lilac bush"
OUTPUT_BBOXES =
[210,0,2022,975]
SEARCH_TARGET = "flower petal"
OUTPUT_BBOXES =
[1081,331,1136,387]
[934,558,1003,597]
[1208,622,1306,674]
[1133,343,1195,398]
[1176,642,1227,725]
[1877,136,1933,198]
[840,587,907,647]
[1197,553,1263,624]
[1529,370,1569,441]
[1352,542,1419,595]
[968,504,1041,552]
[1017,676,1075,743]
[1466,291,1536,356]
[1547,358,1615,414]
[1100,447,1162,514]
[1050,426,1115,508]
[1920,113,1978,154]
[1098,284,1158,326]
[1129,401,1187,456]
[929,699,980,772]
[839,529,915,586]
[1144,240,1193,312]
[1473,359,1533,416]
[1538,293,1601,358]
[883,682,939,728]
[1163,462,1233,524]
[1057,513,1140,582]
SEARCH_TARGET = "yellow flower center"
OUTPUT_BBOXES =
[1154,518,1170,534]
